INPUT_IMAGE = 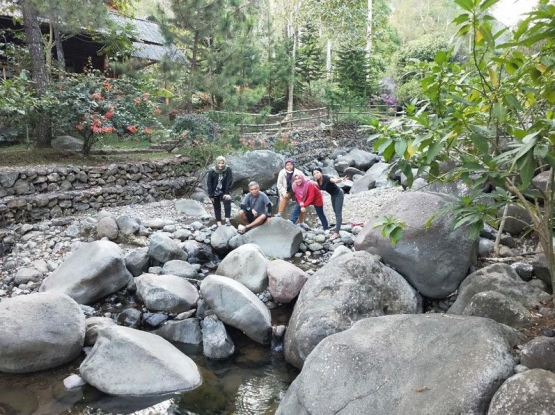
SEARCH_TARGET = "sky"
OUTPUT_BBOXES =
[492,0,538,26]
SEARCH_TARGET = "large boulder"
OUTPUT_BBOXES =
[200,274,272,344]
[40,240,132,304]
[354,191,477,299]
[350,162,392,194]
[0,292,85,373]
[238,218,303,259]
[488,369,555,415]
[147,232,188,263]
[461,290,534,328]
[520,336,555,371]
[135,273,199,313]
[201,315,235,360]
[267,259,308,304]
[284,251,422,369]
[277,314,516,415]
[226,150,284,191]
[210,225,239,256]
[51,135,83,151]
[175,199,208,217]
[153,318,203,347]
[80,326,201,396]
[448,263,550,315]
[215,243,269,293]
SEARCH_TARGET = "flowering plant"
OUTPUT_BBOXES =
[46,69,161,154]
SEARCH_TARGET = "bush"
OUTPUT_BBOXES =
[45,70,162,154]
[171,113,222,144]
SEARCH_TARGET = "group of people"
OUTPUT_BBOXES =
[207,156,345,240]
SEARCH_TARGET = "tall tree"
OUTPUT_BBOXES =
[20,0,51,147]
[295,21,324,95]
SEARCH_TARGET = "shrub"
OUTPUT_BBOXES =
[45,70,162,154]
[171,113,222,144]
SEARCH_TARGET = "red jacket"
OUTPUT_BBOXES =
[295,182,324,207]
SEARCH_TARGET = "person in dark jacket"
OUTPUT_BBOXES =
[312,167,345,240]
[207,156,233,226]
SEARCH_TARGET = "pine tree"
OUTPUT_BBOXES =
[295,22,324,96]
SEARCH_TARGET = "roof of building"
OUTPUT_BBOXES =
[0,2,186,63]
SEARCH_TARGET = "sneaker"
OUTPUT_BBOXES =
[225,219,231,226]
[275,213,282,218]
[299,222,311,231]
[237,225,246,234]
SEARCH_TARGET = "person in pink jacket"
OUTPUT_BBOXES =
[291,172,329,231]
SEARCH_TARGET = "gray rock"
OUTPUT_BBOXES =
[216,243,269,293]
[354,191,478,299]
[267,259,308,304]
[226,150,284,191]
[0,292,85,373]
[200,274,272,344]
[201,315,235,360]
[488,369,555,415]
[85,317,116,346]
[478,238,495,257]
[511,262,534,282]
[277,314,516,415]
[175,199,208,217]
[51,135,84,151]
[153,318,202,346]
[116,215,140,236]
[284,251,422,369]
[97,216,119,241]
[462,290,534,328]
[125,249,150,277]
[40,240,132,304]
[147,232,187,263]
[181,240,213,262]
[15,267,42,285]
[161,260,199,280]
[239,217,303,259]
[498,204,533,235]
[448,263,550,315]
[79,326,201,395]
[210,225,238,256]
[520,336,555,371]
[135,273,199,313]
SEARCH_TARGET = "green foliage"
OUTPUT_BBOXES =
[334,48,369,98]
[171,113,222,144]
[295,22,324,95]
[372,0,555,285]
[44,69,162,154]
[390,34,453,105]
[373,215,407,246]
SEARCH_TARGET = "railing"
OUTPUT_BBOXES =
[233,105,396,135]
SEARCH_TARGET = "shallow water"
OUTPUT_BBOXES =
[0,307,298,415]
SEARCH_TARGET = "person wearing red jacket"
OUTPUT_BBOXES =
[291,172,329,231]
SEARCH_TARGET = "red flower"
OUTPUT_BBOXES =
[76,124,84,131]
[127,125,138,134]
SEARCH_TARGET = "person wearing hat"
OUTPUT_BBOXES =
[276,158,302,219]
[312,167,345,240]
[207,156,233,227]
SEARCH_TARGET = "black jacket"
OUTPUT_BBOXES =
[207,168,233,197]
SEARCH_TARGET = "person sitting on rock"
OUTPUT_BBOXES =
[276,158,302,219]
[238,181,272,234]
[291,172,329,231]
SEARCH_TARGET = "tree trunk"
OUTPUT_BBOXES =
[54,26,66,72]
[187,30,200,112]
[21,1,52,148]
[326,40,332,79]
[366,0,373,80]
[286,21,297,120]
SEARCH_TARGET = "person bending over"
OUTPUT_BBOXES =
[312,167,345,240]
[238,181,272,234]
[291,172,329,231]
[207,156,233,227]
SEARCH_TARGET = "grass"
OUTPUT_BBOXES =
[0,143,172,167]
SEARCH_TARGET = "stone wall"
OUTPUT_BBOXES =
[0,159,197,226]
[0,124,373,226]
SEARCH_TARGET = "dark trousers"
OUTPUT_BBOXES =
[212,195,231,221]
[331,190,344,233]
